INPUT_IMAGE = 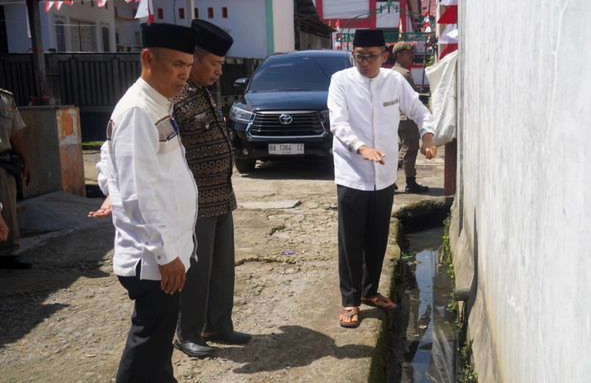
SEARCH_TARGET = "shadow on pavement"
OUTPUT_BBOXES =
[0,192,114,349]
[215,325,374,374]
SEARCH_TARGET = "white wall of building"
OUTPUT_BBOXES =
[194,0,268,58]
[456,0,591,382]
[2,2,30,53]
[151,0,193,27]
[271,0,294,53]
[1,0,116,52]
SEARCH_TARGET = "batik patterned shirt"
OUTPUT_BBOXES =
[173,82,237,218]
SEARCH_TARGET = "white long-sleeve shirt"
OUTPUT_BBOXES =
[104,78,198,281]
[328,67,434,191]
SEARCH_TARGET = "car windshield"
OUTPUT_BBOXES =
[248,54,350,92]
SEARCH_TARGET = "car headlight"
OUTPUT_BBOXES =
[229,104,254,123]
[320,110,330,125]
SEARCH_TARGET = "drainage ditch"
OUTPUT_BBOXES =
[386,198,458,383]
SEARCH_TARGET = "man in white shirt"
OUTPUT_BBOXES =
[328,29,437,328]
[104,23,198,383]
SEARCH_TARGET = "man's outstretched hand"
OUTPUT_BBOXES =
[358,145,386,165]
[88,196,112,219]
[420,133,437,159]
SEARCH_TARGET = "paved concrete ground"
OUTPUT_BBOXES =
[0,148,445,383]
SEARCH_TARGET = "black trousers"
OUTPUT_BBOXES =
[116,265,179,383]
[337,184,395,307]
[178,213,235,341]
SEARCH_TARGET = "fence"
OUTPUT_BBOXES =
[0,53,261,140]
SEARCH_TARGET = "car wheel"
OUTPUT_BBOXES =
[235,159,256,173]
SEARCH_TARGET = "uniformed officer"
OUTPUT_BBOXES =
[391,41,430,193]
[0,88,31,269]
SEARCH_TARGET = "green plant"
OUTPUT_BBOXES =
[400,252,414,262]
[458,341,478,383]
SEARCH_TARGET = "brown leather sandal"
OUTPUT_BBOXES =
[361,293,395,310]
[339,307,360,328]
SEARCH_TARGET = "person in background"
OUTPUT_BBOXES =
[101,23,198,383]
[328,30,437,328]
[173,19,251,359]
[0,88,31,269]
[391,41,430,193]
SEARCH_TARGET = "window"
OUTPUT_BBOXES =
[179,8,185,19]
[157,8,163,19]
[102,26,110,52]
[208,7,213,18]
[70,19,97,51]
[194,8,199,18]
[250,55,351,92]
[222,7,228,18]
[55,21,66,52]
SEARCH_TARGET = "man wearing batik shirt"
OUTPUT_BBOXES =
[328,29,437,328]
[173,19,251,359]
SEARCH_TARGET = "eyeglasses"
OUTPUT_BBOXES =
[352,53,382,63]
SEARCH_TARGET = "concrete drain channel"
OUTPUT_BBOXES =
[385,198,457,383]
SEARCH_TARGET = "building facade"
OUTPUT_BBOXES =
[0,0,116,53]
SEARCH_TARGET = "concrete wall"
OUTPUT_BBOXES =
[2,2,30,53]
[19,106,85,198]
[272,0,294,53]
[191,0,268,58]
[451,0,591,382]
[1,0,116,53]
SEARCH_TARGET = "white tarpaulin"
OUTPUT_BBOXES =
[323,0,369,19]
[425,50,458,146]
[439,24,459,44]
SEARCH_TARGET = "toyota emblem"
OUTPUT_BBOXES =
[278,114,293,125]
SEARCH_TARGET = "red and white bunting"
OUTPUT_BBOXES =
[44,1,55,12]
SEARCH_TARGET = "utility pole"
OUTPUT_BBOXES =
[25,0,50,104]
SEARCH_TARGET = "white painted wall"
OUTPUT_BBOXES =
[272,0,294,53]
[1,0,116,52]
[151,0,193,27]
[195,0,268,58]
[2,2,30,53]
[457,0,591,382]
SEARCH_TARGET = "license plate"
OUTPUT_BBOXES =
[268,143,304,155]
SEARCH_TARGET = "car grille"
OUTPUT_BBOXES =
[249,111,326,137]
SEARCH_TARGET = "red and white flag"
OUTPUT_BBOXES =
[97,0,108,8]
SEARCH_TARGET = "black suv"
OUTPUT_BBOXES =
[228,50,352,173]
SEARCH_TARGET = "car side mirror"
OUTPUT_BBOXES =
[234,77,249,88]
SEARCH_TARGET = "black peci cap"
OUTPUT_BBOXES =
[191,19,234,57]
[353,29,386,48]
[141,23,197,54]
